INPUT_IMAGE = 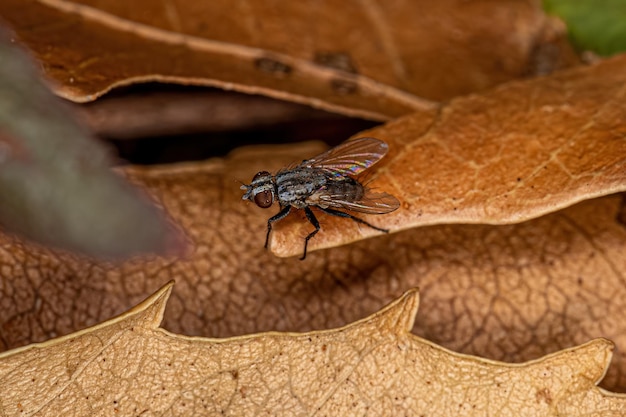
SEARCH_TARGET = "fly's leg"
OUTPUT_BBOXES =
[266,206,291,249]
[301,206,321,260]
[317,207,389,233]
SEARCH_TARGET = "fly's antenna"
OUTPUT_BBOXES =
[236,178,253,200]
[235,178,248,189]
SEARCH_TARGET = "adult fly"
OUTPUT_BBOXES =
[241,137,399,259]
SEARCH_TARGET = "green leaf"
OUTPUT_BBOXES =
[544,0,626,56]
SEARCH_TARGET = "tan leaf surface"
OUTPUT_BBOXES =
[268,53,626,257]
[0,145,626,390]
[0,0,569,119]
[0,282,624,416]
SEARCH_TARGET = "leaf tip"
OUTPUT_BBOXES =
[574,337,615,384]
[125,280,175,329]
[371,287,420,334]
[536,337,615,389]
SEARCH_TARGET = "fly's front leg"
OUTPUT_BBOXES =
[317,207,389,233]
[301,206,321,260]
[266,206,291,249]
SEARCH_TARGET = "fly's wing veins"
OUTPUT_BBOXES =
[301,137,389,177]
[315,189,400,214]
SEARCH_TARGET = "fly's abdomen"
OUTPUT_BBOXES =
[324,177,364,202]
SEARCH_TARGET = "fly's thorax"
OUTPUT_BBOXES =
[275,168,328,207]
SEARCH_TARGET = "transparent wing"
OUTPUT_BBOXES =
[317,189,400,214]
[301,137,390,177]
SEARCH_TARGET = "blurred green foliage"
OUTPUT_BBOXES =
[0,30,180,260]
[544,0,626,56]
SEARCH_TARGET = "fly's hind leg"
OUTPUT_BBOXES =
[301,206,321,260]
[265,206,291,249]
[317,207,389,233]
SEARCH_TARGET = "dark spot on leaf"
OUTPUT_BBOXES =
[314,51,358,74]
[255,57,292,78]
[331,78,358,95]
[527,41,564,77]
[535,388,552,404]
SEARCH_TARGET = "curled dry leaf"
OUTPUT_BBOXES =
[76,90,352,140]
[0,48,625,397]
[0,0,570,119]
[270,53,626,257]
[1,156,626,390]
[0,282,624,416]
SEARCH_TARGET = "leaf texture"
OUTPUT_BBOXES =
[270,53,626,256]
[1,283,624,416]
[0,149,625,389]
[0,0,570,119]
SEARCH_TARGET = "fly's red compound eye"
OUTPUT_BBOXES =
[254,190,273,208]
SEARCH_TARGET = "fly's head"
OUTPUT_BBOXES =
[241,171,275,208]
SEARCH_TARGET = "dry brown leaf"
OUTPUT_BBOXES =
[0,0,572,119]
[76,90,351,140]
[0,3,623,412]
[267,53,626,257]
[0,146,626,391]
[0,43,625,398]
[1,282,624,416]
